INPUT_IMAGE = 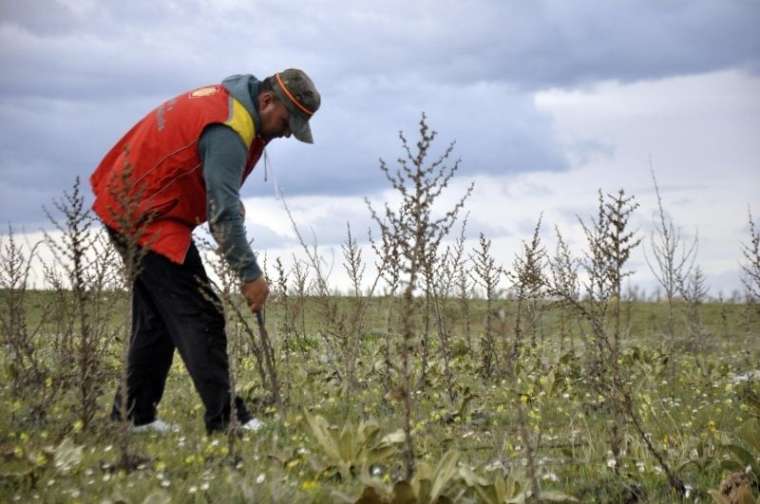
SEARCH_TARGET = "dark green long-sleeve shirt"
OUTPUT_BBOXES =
[199,74,264,282]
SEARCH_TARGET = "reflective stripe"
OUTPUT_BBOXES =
[224,96,255,148]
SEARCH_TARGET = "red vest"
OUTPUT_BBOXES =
[91,84,265,263]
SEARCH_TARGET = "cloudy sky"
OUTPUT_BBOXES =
[1,0,759,295]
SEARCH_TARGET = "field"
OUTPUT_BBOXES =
[1,289,759,503]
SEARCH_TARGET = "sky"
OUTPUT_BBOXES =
[1,0,759,296]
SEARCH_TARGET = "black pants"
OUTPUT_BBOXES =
[109,233,252,433]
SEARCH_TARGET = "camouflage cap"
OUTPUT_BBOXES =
[272,68,321,144]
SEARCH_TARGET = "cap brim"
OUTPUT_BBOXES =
[289,113,313,144]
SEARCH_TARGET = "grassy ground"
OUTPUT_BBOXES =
[0,292,759,503]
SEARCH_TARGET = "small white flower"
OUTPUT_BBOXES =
[606,458,617,469]
[104,445,112,452]
[161,480,170,488]
[189,486,198,494]
[542,472,559,482]
[256,473,266,484]
[201,482,210,491]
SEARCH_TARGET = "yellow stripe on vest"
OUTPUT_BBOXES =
[224,96,255,148]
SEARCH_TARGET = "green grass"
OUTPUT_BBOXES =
[1,291,759,503]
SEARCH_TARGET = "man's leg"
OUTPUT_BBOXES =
[111,271,175,426]
[134,242,252,433]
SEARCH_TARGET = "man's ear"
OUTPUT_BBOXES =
[258,90,275,110]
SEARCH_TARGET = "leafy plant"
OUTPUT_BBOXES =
[464,469,577,504]
[720,417,760,488]
[350,450,462,503]
[306,413,404,480]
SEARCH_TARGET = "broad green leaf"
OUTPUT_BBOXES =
[474,484,500,504]
[415,462,433,483]
[418,478,433,502]
[339,423,356,461]
[502,473,522,499]
[720,459,744,472]
[379,430,406,447]
[507,491,527,504]
[306,414,342,462]
[723,444,755,468]
[537,490,579,502]
[142,490,171,504]
[458,465,488,487]
[494,474,506,501]
[53,437,82,474]
[738,418,760,452]
[430,450,460,501]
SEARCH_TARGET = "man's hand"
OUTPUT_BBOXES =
[242,276,269,313]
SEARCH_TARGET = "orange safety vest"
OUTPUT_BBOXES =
[91,84,266,263]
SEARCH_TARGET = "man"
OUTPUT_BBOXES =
[90,69,320,434]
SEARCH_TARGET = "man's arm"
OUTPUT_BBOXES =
[199,124,268,311]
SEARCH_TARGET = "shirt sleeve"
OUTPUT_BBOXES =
[199,123,263,282]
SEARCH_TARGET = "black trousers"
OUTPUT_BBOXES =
[109,233,252,433]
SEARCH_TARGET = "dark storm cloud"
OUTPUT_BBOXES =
[1,0,758,226]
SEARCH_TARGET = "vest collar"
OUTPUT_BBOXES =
[221,74,262,137]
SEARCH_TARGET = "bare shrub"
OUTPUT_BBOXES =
[428,216,471,401]
[453,218,473,353]
[370,223,402,395]
[283,197,383,398]
[741,208,760,315]
[274,257,293,403]
[470,233,502,378]
[679,265,710,372]
[506,215,547,375]
[547,189,685,495]
[44,177,121,431]
[644,170,697,338]
[366,113,472,478]
[340,222,366,391]
[0,227,63,423]
[549,227,580,354]
[290,255,311,352]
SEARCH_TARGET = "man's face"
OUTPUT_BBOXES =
[258,92,291,141]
